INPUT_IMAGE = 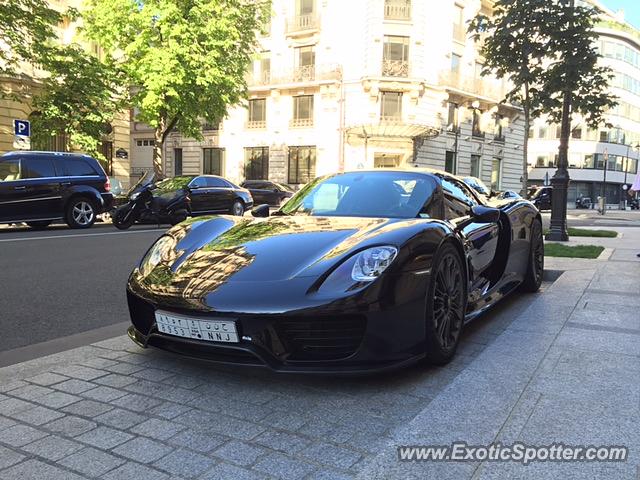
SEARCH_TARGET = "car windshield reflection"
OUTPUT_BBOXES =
[277,171,437,219]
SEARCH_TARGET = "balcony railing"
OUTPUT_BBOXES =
[438,71,507,101]
[290,118,314,128]
[384,0,411,20]
[382,59,409,77]
[246,120,266,129]
[286,14,319,34]
[249,64,342,86]
[291,64,316,82]
[246,70,271,87]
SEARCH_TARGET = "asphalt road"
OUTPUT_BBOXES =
[0,223,164,354]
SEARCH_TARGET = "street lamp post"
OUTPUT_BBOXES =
[547,0,575,241]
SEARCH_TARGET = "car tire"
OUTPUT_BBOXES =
[424,242,467,365]
[231,200,244,216]
[26,220,52,230]
[65,196,97,229]
[521,218,544,292]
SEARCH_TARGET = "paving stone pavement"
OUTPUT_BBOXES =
[0,235,638,479]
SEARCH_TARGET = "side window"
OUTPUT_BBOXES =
[0,159,21,181]
[442,178,477,220]
[23,158,57,179]
[189,177,206,188]
[66,159,98,176]
[205,177,228,188]
[263,182,276,190]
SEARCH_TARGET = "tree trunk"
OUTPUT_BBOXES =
[521,83,531,197]
[153,115,166,177]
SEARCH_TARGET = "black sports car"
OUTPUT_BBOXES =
[127,169,543,373]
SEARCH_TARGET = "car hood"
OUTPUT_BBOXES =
[164,215,397,284]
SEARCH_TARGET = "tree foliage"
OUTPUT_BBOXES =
[82,0,271,174]
[0,0,61,95]
[469,0,618,192]
[30,45,128,166]
[470,0,616,126]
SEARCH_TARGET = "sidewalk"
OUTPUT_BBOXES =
[0,230,638,479]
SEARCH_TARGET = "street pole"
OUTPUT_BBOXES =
[601,149,608,215]
[622,144,630,210]
[546,1,574,241]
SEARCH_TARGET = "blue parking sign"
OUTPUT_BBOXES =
[14,119,30,137]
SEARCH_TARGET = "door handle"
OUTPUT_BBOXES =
[13,185,26,190]
[60,181,72,186]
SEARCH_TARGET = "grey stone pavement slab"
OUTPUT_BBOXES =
[0,230,638,479]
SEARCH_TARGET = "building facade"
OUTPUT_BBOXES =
[0,0,130,186]
[527,0,640,207]
[131,0,525,191]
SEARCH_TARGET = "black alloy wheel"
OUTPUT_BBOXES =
[424,243,466,365]
[522,218,544,292]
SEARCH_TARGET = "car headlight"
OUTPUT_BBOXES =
[130,192,140,201]
[351,246,398,281]
[316,245,398,294]
[139,236,176,277]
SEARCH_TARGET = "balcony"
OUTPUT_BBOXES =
[384,0,411,21]
[246,70,271,87]
[290,118,314,128]
[286,14,319,35]
[382,59,409,78]
[246,120,266,129]
[250,64,342,87]
[438,71,507,102]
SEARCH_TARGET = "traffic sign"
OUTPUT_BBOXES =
[13,136,31,150]
[14,119,30,137]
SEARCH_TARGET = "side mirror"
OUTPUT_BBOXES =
[471,205,500,223]
[252,204,270,218]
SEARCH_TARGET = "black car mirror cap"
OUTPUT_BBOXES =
[252,204,270,218]
[471,205,500,223]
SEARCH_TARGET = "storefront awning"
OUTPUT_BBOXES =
[345,122,440,140]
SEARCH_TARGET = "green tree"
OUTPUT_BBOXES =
[82,0,271,176]
[0,0,60,97]
[30,44,127,168]
[469,0,616,195]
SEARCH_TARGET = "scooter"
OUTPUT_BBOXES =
[629,197,640,210]
[112,173,190,230]
[575,196,592,209]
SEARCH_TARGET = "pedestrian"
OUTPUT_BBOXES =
[630,171,640,258]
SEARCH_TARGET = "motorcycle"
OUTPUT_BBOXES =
[629,197,640,210]
[112,172,190,230]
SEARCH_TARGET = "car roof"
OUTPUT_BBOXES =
[1,150,96,160]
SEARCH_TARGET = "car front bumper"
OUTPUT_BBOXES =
[126,271,430,374]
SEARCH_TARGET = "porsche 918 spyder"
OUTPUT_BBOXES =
[126,169,543,373]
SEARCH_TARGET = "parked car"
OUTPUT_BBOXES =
[126,168,543,373]
[575,196,592,209]
[240,180,294,206]
[0,151,113,229]
[529,186,553,211]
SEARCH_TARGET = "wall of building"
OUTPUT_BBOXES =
[131,0,525,192]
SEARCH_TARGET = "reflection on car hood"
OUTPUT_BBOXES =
[167,215,393,283]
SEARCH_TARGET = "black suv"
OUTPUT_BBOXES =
[0,151,113,229]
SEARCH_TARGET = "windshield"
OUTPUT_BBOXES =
[463,177,491,197]
[276,182,295,193]
[127,171,156,195]
[277,171,438,219]
[154,176,193,194]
